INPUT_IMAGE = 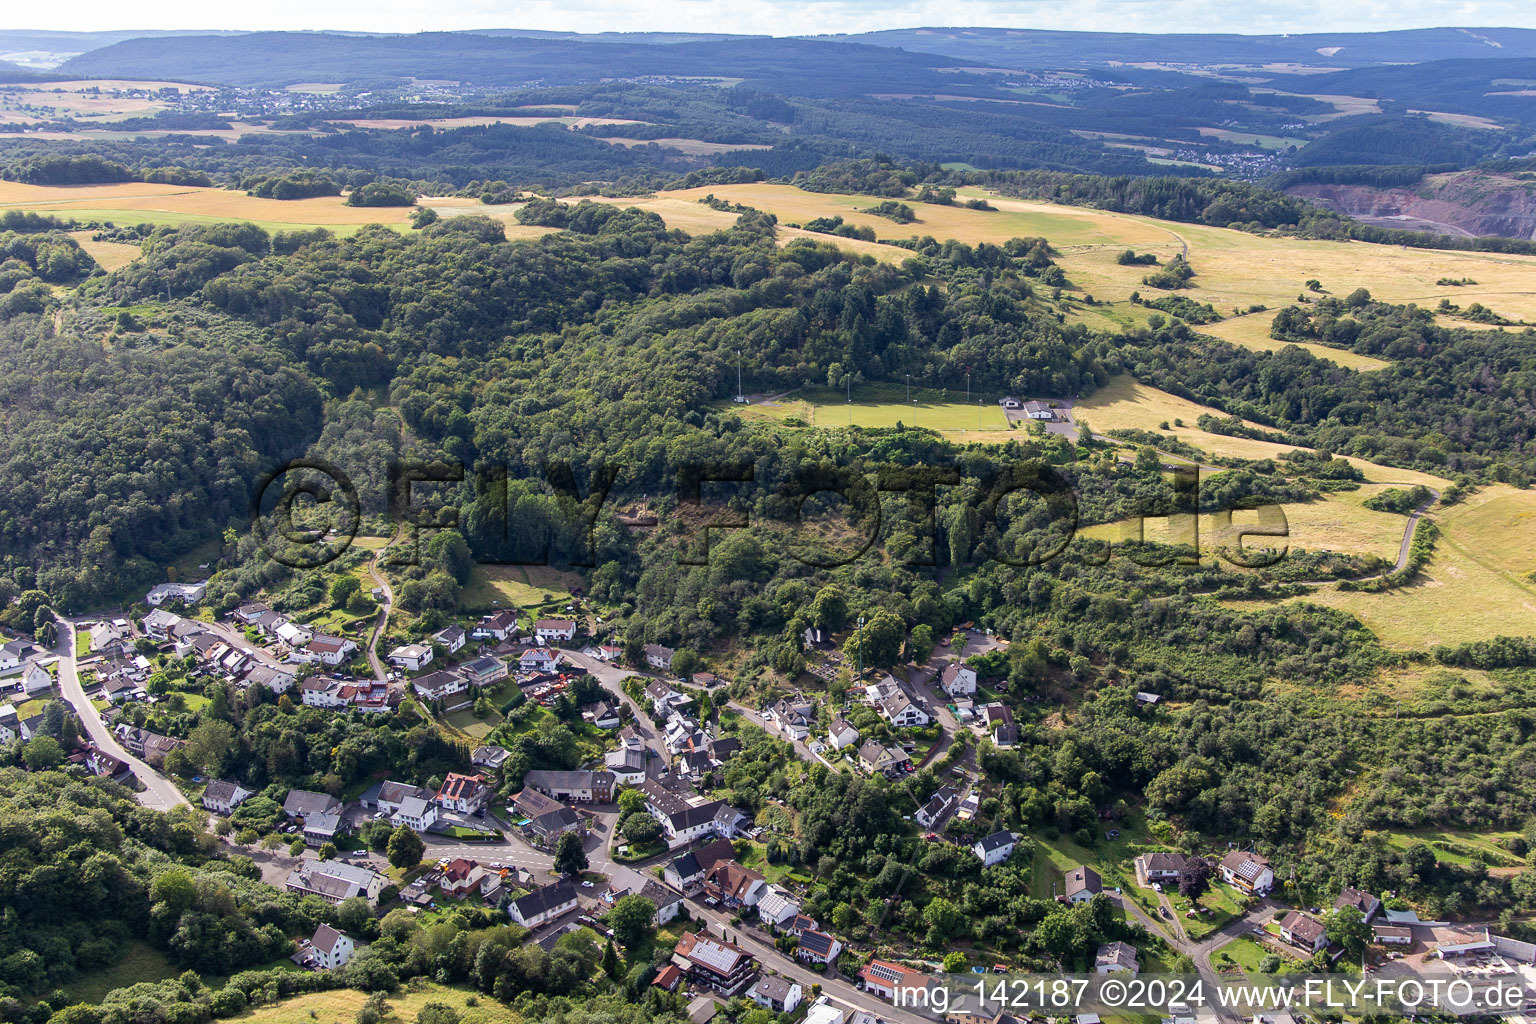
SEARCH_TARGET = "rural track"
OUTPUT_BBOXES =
[364,525,403,682]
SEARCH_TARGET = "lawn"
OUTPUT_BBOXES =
[1378,828,1526,868]
[444,707,500,739]
[59,941,177,1003]
[738,381,1012,434]
[1026,812,1152,901]
[460,565,580,613]
[233,981,517,1024]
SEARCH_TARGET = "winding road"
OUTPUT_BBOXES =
[50,615,191,811]
[364,533,399,682]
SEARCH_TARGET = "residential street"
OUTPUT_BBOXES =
[51,616,191,811]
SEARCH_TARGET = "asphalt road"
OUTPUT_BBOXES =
[52,616,191,811]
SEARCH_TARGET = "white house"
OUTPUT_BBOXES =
[309,924,356,970]
[275,621,313,648]
[644,643,675,671]
[412,669,468,706]
[507,880,579,929]
[20,662,51,696]
[0,640,33,672]
[388,643,434,672]
[826,718,860,750]
[756,888,800,929]
[286,861,385,905]
[939,662,977,697]
[1219,851,1274,894]
[471,611,518,641]
[534,618,577,643]
[145,581,206,607]
[519,647,559,674]
[749,976,802,1015]
[296,636,356,667]
[436,772,491,814]
[1279,911,1328,952]
[201,779,254,814]
[432,626,466,655]
[915,787,958,829]
[1065,865,1103,903]
[391,795,439,833]
[972,830,1016,867]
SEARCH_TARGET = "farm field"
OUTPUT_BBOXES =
[0,180,423,233]
[595,136,774,155]
[1196,311,1391,371]
[69,230,142,270]
[328,115,648,130]
[459,564,581,612]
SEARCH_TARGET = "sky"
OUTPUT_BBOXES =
[9,0,1536,37]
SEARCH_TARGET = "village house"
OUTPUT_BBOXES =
[674,931,758,997]
[1135,852,1193,888]
[387,643,434,672]
[644,643,676,672]
[283,789,342,821]
[749,976,803,1015]
[756,887,800,929]
[705,860,768,907]
[471,611,518,641]
[796,928,843,965]
[297,635,358,667]
[871,677,931,728]
[1065,865,1103,903]
[518,647,559,674]
[18,661,52,696]
[201,779,254,814]
[286,860,385,904]
[939,662,978,697]
[765,698,815,741]
[392,795,439,833]
[432,626,466,655]
[583,701,621,729]
[1219,850,1274,895]
[461,656,508,688]
[146,581,207,607]
[1095,941,1140,975]
[535,619,577,643]
[857,740,911,777]
[141,608,183,641]
[412,669,470,709]
[1279,911,1328,952]
[471,745,511,771]
[307,924,355,970]
[604,745,647,785]
[112,724,186,767]
[663,836,737,893]
[360,779,434,816]
[826,717,860,750]
[522,768,614,803]
[436,772,492,814]
[916,786,959,829]
[635,879,686,927]
[973,830,1017,867]
[507,880,580,929]
[858,960,931,1001]
[242,664,296,695]
[437,858,488,897]
[1333,886,1382,922]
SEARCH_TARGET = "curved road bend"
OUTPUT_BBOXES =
[51,616,190,811]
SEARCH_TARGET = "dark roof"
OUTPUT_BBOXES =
[799,928,837,956]
[510,880,578,919]
[1065,864,1102,896]
[976,830,1015,853]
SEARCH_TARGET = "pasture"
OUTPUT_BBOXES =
[235,983,517,1024]
[1196,311,1391,371]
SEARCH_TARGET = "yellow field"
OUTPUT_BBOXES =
[1196,311,1391,371]
[70,230,142,271]
[0,181,419,232]
[1081,485,1408,563]
[237,983,516,1024]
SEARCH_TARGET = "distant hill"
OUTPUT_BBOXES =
[821,26,1536,69]
[55,31,972,94]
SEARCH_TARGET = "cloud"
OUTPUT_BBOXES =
[12,0,1536,38]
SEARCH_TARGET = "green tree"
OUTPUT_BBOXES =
[1325,906,1370,960]
[621,812,663,846]
[386,825,425,869]
[415,1004,459,1024]
[330,576,361,608]
[21,735,63,770]
[554,831,588,876]
[943,951,968,973]
[923,896,967,946]
[841,609,905,671]
[608,893,657,946]
[185,719,236,775]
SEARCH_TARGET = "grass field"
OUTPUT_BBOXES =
[329,115,648,130]
[1292,489,1536,650]
[1197,312,1391,371]
[1081,485,1409,564]
[460,564,581,611]
[236,982,516,1024]
[60,942,176,1003]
